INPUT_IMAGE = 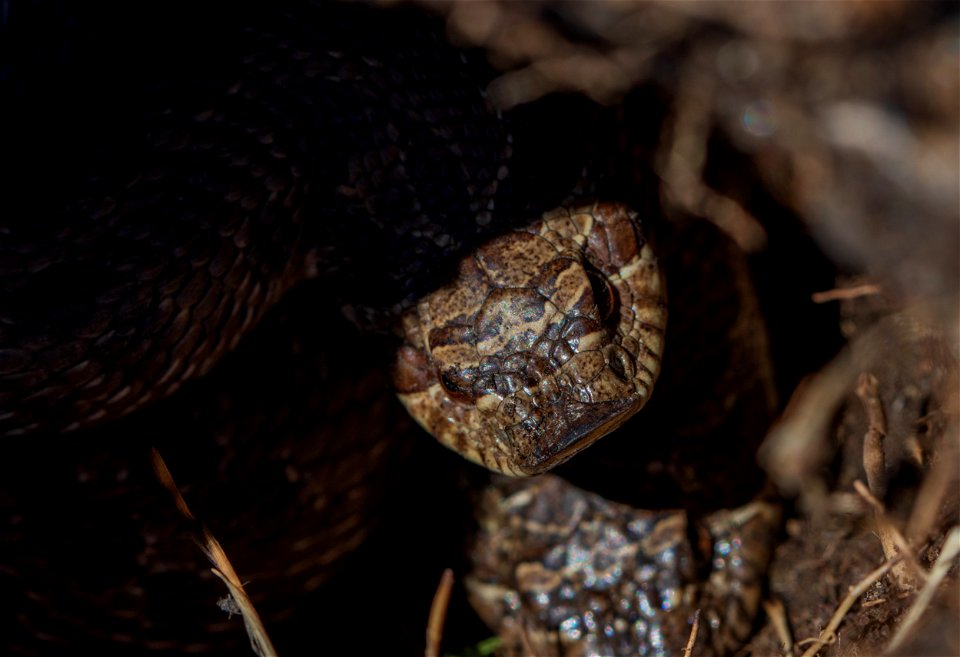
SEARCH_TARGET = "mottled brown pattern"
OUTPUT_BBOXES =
[468,476,779,657]
[454,213,783,657]
[395,203,666,476]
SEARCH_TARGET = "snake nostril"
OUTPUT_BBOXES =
[605,344,635,382]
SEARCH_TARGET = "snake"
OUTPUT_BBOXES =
[0,1,778,655]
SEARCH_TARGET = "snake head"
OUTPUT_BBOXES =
[393,203,666,476]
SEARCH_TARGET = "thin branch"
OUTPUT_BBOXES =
[797,556,901,657]
[854,480,924,590]
[855,373,887,497]
[682,609,701,657]
[886,526,960,653]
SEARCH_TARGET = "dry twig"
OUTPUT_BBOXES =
[811,284,882,303]
[682,609,701,657]
[797,556,901,657]
[655,55,767,254]
[886,525,960,653]
[853,480,923,591]
[855,373,887,497]
[759,354,856,497]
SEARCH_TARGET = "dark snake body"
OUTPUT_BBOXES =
[0,0,534,437]
[0,2,777,655]
[1,2,524,653]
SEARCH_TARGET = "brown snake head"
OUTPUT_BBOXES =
[393,203,667,476]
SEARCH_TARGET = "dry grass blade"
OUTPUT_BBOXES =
[150,448,279,657]
[810,284,881,303]
[797,556,901,657]
[885,525,960,654]
[425,568,454,657]
[682,609,700,657]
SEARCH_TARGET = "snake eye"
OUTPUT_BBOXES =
[439,368,475,403]
[586,267,618,322]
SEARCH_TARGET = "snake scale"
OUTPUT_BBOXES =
[1,1,780,655]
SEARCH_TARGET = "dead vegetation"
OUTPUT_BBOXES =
[384,1,959,655]
[151,449,278,657]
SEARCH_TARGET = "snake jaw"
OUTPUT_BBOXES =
[497,393,645,475]
[393,202,667,476]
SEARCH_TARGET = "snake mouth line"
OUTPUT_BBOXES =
[511,394,643,475]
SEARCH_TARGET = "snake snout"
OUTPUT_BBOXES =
[497,389,644,476]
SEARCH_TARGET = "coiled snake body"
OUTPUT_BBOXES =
[1,2,778,655]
